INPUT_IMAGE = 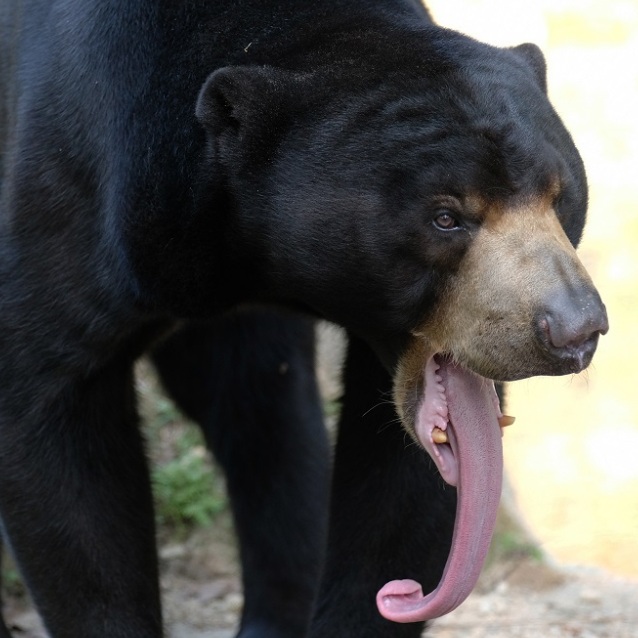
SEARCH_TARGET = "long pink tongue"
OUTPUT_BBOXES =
[376,362,503,623]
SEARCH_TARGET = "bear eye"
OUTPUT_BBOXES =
[433,211,461,231]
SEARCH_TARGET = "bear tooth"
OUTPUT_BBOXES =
[498,415,515,428]
[432,427,448,444]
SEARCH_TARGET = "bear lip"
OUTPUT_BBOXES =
[376,354,504,623]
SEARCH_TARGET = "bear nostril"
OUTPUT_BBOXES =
[544,306,608,350]
[537,288,609,372]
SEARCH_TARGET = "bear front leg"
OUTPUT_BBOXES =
[0,359,162,638]
[310,335,457,638]
[152,310,330,638]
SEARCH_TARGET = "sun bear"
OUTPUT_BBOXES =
[0,1,607,637]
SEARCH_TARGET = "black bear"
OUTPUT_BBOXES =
[0,0,607,637]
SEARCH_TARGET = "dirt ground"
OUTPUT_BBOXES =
[4,520,638,638]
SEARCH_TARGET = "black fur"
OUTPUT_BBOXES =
[0,1,588,636]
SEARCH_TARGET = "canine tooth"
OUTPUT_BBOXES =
[432,427,448,444]
[498,415,516,428]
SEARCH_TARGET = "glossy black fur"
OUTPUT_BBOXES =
[0,0,588,636]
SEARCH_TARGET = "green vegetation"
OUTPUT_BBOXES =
[138,362,228,533]
[151,427,227,531]
[489,530,543,564]
[1,559,24,598]
[486,507,543,568]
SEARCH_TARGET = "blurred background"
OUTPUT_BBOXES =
[427,0,638,580]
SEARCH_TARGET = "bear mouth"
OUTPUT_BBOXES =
[416,354,508,487]
[377,353,509,623]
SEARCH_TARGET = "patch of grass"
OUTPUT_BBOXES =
[1,555,25,598]
[489,530,543,564]
[322,398,342,420]
[487,507,543,567]
[138,361,228,534]
[152,427,227,532]
[151,396,182,428]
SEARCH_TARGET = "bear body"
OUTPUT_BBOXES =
[0,1,607,637]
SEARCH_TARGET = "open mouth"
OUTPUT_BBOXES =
[377,353,515,623]
[416,354,514,487]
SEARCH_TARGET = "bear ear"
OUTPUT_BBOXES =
[195,65,283,136]
[510,42,547,94]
